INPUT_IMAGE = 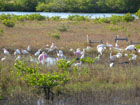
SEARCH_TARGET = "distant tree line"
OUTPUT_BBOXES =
[0,0,140,13]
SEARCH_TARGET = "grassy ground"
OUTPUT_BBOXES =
[0,19,140,50]
[1,19,140,104]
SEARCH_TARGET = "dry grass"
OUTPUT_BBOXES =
[0,19,140,50]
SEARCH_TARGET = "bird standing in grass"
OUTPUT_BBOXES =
[3,48,10,55]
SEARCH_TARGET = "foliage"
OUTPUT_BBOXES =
[93,14,134,24]
[57,59,75,71]
[14,60,70,99]
[2,19,15,27]
[48,32,60,39]
[68,15,90,21]
[50,16,61,21]
[80,57,97,64]
[0,0,140,13]
[57,23,68,32]
[27,14,46,21]
[135,9,140,19]
[0,29,4,36]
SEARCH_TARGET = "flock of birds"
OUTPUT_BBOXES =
[1,39,140,68]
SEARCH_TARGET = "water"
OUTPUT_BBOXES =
[0,11,137,19]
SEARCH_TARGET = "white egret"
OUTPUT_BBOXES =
[115,52,122,58]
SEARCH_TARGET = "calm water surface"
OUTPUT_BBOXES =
[0,11,137,19]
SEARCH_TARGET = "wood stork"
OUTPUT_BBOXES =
[97,44,106,49]
[125,45,137,51]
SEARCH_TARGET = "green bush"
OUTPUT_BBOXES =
[121,13,134,22]
[57,23,68,32]
[0,29,4,36]
[50,16,61,21]
[93,13,134,24]
[135,9,140,19]
[48,32,60,39]
[27,14,46,21]
[68,15,90,21]
[2,19,15,27]
[0,14,13,20]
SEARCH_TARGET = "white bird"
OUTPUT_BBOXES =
[74,61,82,67]
[124,53,128,57]
[97,44,106,49]
[115,40,120,48]
[110,51,116,62]
[80,53,85,59]
[1,56,6,61]
[14,49,21,55]
[22,50,28,55]
[115,52,122,58]
[106,42,113,48]
[3,48,10,55]
[34,49,41,56]
[110,62,114,68]
[27,45,31,52]
[129,54,137,61]
[50,43,54,49]
[125,45,136,51]
[138,49,140,53]
[38,52,48,64]
[97,46,104,55]
[57,50,66,58]
[15,55,21,61]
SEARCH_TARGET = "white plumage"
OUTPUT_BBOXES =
[22,50,28,55]
[97,47,104,55]
[110,51,116,62]
[27,45,31,52]
[34,49,41,56]
[125,45,136,51]
[3,48,10,55]
[14,49,21,55]
[110,62,114,68]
